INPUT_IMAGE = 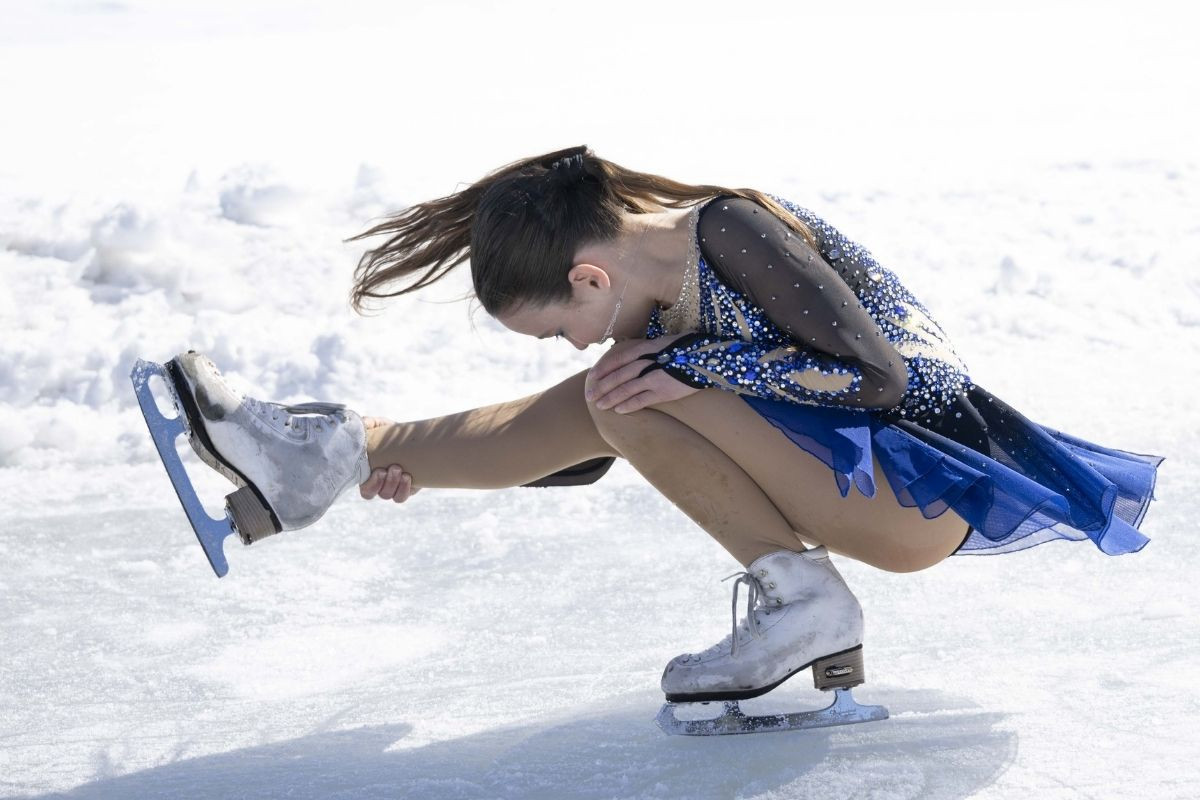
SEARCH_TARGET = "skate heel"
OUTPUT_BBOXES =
[226,486,281,545]
[812,644,865,691]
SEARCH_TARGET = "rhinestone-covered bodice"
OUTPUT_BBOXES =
[644,193,972,426]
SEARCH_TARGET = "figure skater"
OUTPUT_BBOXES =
[155,144,1165,720]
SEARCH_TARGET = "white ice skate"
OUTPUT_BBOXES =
[129,351,370,577]
[655,547,889,735]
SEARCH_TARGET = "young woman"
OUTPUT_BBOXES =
[164,144,1164,706]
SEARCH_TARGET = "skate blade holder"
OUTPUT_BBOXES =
[130,358,238,578]
[656,687,888,736]
[656,647,888,736]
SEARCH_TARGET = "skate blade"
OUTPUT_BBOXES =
[655,687,888,736]
[130,358,237,578]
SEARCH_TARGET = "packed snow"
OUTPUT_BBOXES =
[1,1,1198,798]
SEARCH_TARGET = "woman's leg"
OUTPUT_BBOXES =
[586,393,810,567]
[365,364,969,573]
[366,367,619,490]
[588,388,972,573]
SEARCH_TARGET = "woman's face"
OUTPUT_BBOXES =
[496,263,639,349]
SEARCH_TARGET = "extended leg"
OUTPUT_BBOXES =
[367,367,619,490]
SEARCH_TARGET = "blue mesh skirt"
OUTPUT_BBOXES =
[741,383,1165,556]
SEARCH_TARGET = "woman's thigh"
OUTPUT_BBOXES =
[653,387,972,572]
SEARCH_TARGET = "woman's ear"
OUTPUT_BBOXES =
[569,262,612,290]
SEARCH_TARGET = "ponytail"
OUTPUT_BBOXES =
[345,144,817,317]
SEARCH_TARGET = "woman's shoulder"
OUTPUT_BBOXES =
[694,192,814,290]
[695,192,822,237]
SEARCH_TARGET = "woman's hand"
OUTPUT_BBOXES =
[359,416,422,503]
[585,333,700,413]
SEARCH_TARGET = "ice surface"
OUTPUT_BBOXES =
[1,1,1198,798]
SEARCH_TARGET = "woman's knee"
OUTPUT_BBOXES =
[586,398,682,458]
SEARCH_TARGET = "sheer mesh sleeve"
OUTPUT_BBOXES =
[640,196,909,410]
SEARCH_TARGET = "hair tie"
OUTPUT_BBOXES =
[546,148,591,186]
[550,152,584,172]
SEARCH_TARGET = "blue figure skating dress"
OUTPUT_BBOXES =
[637,193,1164,556]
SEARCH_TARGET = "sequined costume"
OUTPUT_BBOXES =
[638,194,1164,556]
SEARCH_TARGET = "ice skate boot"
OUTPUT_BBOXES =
[129,351,370,578]
[655,547,888,735]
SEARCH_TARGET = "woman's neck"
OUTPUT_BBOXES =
[622,204,697,311]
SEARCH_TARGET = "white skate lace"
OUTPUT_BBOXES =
[687,570,769,662]
[244,396,335,438]
[724,570,766,659]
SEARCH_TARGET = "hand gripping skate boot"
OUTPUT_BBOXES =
[655,547,889,736]
[130,351,370,577]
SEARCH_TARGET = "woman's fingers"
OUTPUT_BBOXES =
[589,354,663,409]
[380,465,403,500]
[360,466,419,502]
[592,368,701,413]
[360,468,384,499]
[592,361,651,410]
[393,472,413,503]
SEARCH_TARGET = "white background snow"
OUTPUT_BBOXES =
[1,1,1198,797]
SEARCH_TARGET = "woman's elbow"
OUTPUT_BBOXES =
[859,359,909,409]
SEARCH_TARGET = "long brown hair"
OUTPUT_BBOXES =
[344,144,818,318]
